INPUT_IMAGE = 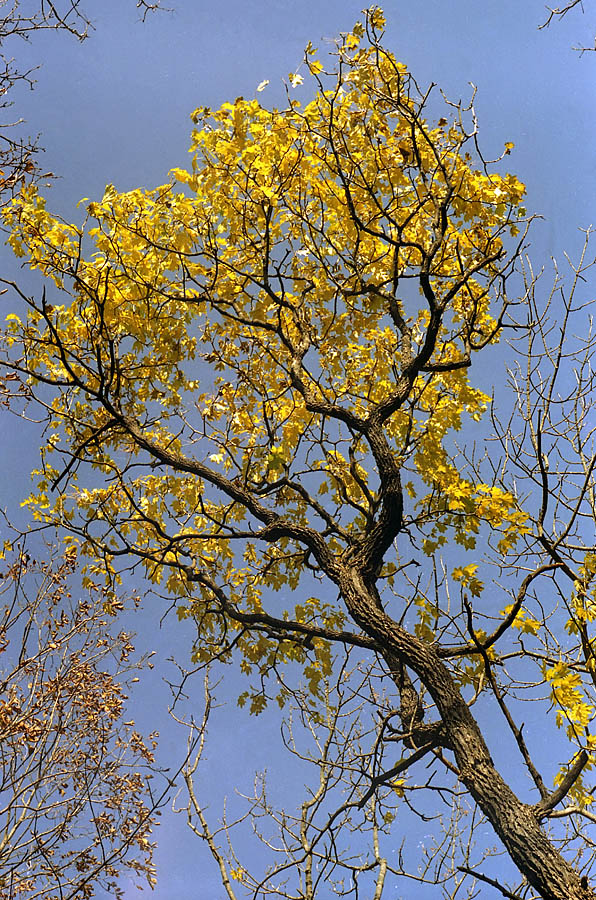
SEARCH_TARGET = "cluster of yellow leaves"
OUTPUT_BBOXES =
[413,593,439,643]
[544,657,596,809]
[2,9,528,699]
[452,563,484,598]
[566,552,596,636]
[545,661,594,737]
[501,603,541,636]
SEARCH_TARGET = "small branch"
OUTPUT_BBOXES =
[440,564,560,659]
[457,865,524,900]
[533,750,589,820]
[462,596,549,800]
[357,738,441,810]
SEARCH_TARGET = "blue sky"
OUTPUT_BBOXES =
[2,1,596,897]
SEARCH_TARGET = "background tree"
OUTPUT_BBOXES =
[0,542,163,899]
[2,7,596,899]
[173,656,498,899]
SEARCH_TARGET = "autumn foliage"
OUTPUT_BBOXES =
[3,7,596,899]
[0,545,160,899]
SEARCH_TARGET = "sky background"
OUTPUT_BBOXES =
[1,1,596,897]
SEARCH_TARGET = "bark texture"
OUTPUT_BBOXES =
[338,567,596,900]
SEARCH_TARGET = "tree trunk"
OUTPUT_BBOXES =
[339,568,595,900]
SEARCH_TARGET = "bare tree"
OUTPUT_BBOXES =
[172,658,499,900]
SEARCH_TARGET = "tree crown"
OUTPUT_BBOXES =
[3,10,527,699]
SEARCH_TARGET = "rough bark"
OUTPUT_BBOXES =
[338,567,595,900]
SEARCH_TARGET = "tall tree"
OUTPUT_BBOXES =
[2,8,596,898]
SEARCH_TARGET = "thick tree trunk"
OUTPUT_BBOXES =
[339,569,595,900]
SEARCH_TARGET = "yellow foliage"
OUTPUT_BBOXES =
[1,7,528,703]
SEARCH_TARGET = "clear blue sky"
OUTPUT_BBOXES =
[1,1,596,897]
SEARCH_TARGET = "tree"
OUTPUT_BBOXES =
[173,658,491,899]
[0,542,163,898]
[1,6,596,898]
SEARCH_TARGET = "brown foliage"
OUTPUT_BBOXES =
[0,543,162,899]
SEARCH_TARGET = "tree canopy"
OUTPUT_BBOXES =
[2,8,596,900]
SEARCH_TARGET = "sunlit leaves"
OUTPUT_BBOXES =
[545,660,594,738]
[501,604,541,636]
[2,7,528,705]
[452,563,484,598]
